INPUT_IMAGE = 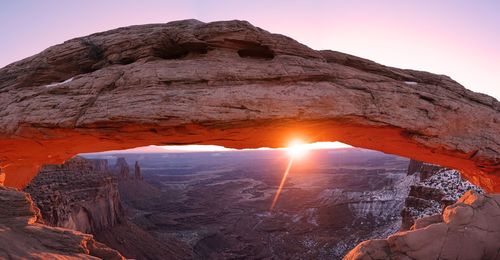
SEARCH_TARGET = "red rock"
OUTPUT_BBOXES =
[0,185,124,259]
[342,239,391,260]
[344,191,500,259]
[0,20,497,191]
[24,156,124,234]
[0,170,4,186]
[411,214,442,230]
[23,156,191,259]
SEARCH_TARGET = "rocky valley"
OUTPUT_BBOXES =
[92,149,412,259]
[12,147,496,259]
[0,19,498,260]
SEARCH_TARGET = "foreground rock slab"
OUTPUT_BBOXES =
[344,191,500,260]
[0,20,498,190]
[0,185,124,259]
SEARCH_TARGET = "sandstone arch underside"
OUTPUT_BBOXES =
[0,20,498,191]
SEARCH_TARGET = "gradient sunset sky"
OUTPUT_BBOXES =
[1,0,498,101]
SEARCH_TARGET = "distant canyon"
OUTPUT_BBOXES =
[17,148,486,259]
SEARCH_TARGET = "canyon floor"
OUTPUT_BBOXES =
[85,148,411,259]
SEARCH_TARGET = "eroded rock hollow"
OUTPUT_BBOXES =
[0,19,499,191]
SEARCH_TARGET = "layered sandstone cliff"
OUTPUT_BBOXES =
[24,156,124,234]
[0,185,124,259]
[23,156,191,259]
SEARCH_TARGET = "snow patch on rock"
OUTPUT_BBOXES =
[44,77,74,88]
[420,169,483,201]
[404,81,418,85]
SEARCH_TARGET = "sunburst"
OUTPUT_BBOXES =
[270,140,309,210]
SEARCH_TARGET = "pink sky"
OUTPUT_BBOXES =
[1,1,498,99]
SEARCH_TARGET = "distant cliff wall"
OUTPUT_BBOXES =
[24,156,124,234]
[401,160,483,230]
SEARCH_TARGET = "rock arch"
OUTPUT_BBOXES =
[0,20,498,191]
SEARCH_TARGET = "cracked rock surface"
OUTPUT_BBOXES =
[0,19,498,190]
[344,191,500,260]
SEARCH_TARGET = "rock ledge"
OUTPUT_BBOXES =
[344,191,500,259]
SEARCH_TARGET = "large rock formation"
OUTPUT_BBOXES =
[112,158,143,180]
[0,185,124,259]
[24,156,124,234]
[0,20,498,191]
[114,157,130,180]
[134,161,143,180]
[22,156,191,259]
[344,191,500,259]
[401,160,483,230]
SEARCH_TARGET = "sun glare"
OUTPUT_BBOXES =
[270,139,310,210]
[287,140,309,159]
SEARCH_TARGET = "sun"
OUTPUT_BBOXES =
[270,139,309,210]
[287,139,309,159]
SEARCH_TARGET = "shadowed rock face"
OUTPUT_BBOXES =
[114,157,130,179]
[0,185,124,259]
[344,191,500,260]
[0,19,498,191]
[23,156,192,259]
[24,157,124,234]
